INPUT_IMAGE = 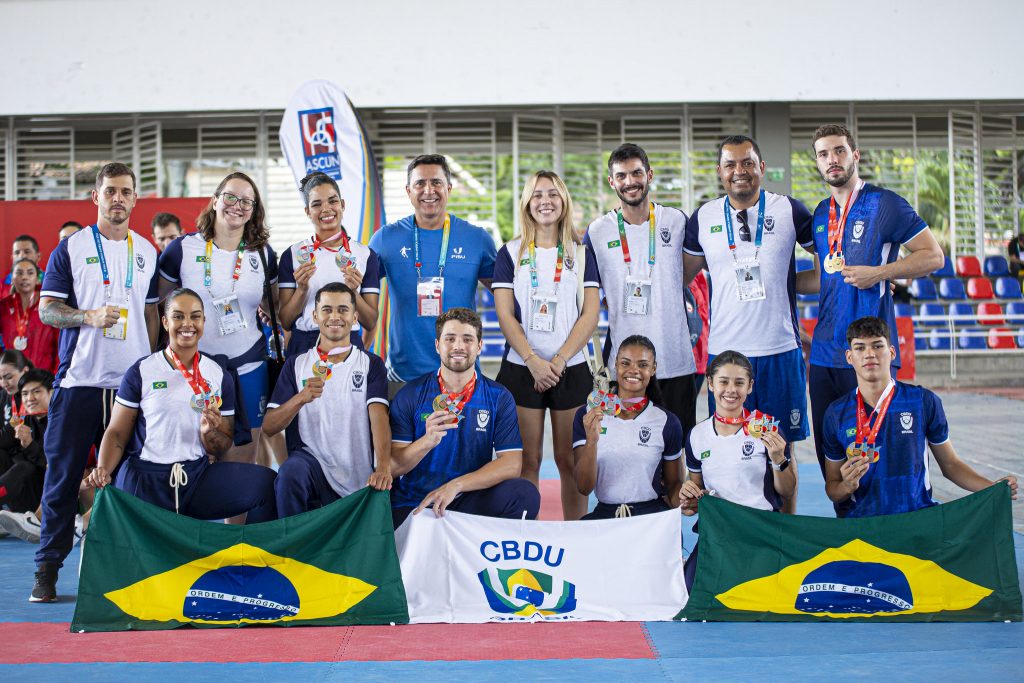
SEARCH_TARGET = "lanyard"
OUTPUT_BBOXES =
[616,203,656,277]
[314,341,352,376]
[9,396,24,425]
[723,190,765,262]
[827,181,864,258]
[14,292,34,338]
[414,214,451,279]
[437,369,477,414]
[92,225,134,300]
[311,229,352,254]
[204,239,246,292]
[527,241,564,289]
[714,407,750,426]
[855,381,896,447]
[165,347,210,397]
[618,396,648,415]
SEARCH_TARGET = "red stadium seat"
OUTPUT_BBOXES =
[988,328,1017,349]
[956,256,982,277]
[966,277,994,300]
[976,303,1004,325]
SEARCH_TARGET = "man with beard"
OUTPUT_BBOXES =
[683,136,817,512]
[263,283,393,517]
[584,143,698,439]
[31,163,160,602]
[808,124,943,482]
[387,307,539,528]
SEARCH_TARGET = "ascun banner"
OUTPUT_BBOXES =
[395,509,686,623]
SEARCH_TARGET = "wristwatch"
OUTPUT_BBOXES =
[771,455,791,472]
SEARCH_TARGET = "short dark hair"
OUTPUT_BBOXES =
[152,212,181,231]
[435,307,482,341]
[95,162,137,191]
[0,349,33,371]
[607,143,650,174]
[19,368,54,394]
[717,135,763,165]
[613,335,664,405]
[60,220,83,230]
[299,171,342,207]
[707,350,754,381]
[314,282,356,308]
[846,316,890,345]
[407,154,452,186]
[12,235,39,252]
[812,123,857,152]
[162,287,205,318]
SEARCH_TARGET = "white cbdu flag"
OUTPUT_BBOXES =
[279,80,384,243]
[395,509,686,623]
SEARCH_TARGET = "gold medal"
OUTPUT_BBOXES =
[9,415,23,428]
[311,360,332,380]
[207,392,223,411]
[432,394,450,413]
[832,253,845,271]
[823,254,835,274]
[846,442,863,460]
[747,421,764,439]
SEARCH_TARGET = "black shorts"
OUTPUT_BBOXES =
[495,360,592,411]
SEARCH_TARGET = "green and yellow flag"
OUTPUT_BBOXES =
[72,486,409,632]
[681,484,1021,622]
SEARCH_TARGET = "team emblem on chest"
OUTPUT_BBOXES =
[763,216,775,233]
[352,370,365,389]
[852,220,866,241]
[249,253,260,271]
[900,412,914,432]
[136,254,146,270]
[476,409,490,430]
[659,225,671,245]
[741,440,756,459]
[639,426,652,444]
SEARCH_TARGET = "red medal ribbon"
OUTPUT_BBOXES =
[437,370,477,414]
[166,348,210,397]
[10,396,24,419]
[855,381,896,449]
[714,407,751,429]
[618,396,648,414]
[826,183,862,260]
[311,228,352,254]
[13,292,34,339]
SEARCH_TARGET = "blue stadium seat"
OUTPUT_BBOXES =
[957,329,986,350]
[918,302,945,326]
[894,303,915,319]
[802,304,819,319]
[797,293,819,303]
[1006,302,1024,325]
[937,277,966,301]
[795,258,813,273]
[909,278,937,301]
[480,308,499,325]
[948,302,974,325]
[994,277,1023,300]
[983,256,1010,277]
[914,334,927,351]
[932,256,955,277]
[1018,329,1024,347]
[928,329,952,350]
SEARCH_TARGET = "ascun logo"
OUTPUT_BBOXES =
[477,540,577,621]
[298,107,342,180]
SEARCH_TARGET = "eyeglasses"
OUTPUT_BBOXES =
[219,192,256,211]
[737,209,751,242]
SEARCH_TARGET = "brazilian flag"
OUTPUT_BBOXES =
[681,484,1021,622]
[72,486,409,632]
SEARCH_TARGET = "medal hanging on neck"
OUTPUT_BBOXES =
[311,339,351,381]
[166,348,221,414]
[824,183,862,274]
[434,369,477,423]
[847,381,895,463]
[9,397,24,428]
[12,291,32,351]
[746,409,780,438]
[618,396,648,416]
[332,229,356,270]
[714,407,750,430]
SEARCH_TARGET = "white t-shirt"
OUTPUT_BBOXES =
[267,347,389,498]
[491,238,600,366]
[41,226,160,389]
[158,234,278,372]
[685,417,782,512]
[572,402,683,504]
[584,204,696,379]
[117,351,235,465]
[684,192,814,356]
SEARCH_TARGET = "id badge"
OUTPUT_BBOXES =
[529,293,557,332]
[102,307,129,340]
[213,294,248,335]
[417,277,444,317]
[734,260,766,302]
[624,278,652,316]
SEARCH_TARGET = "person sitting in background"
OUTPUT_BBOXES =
[0,369,56,543]
[151,212,182,253]
[1008,231,1024,278]
[823,316,1017,517]
[59,221,83,242]
[1,259,59,374]
[4,235,44,286]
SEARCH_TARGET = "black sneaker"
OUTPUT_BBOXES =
[29,564,58,603]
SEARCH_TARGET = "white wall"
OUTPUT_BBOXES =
[2,0,1022,116]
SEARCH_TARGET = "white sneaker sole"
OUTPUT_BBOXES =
[0,513,41,543]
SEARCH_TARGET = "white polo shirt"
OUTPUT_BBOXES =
[685,417,781,512]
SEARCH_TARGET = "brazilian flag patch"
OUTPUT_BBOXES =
[151,381,168,390]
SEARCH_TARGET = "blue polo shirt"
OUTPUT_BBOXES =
[810,184,928,368]
[368,214,496,382]
[389,371,521,509]
[822,381,949,518]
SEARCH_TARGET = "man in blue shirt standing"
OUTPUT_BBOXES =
[388,307,539,528]
[807,124,944,481]
[823,316,1016,517]
[368,155,497,395]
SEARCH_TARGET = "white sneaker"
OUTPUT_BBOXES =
[0,510,41,543]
